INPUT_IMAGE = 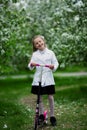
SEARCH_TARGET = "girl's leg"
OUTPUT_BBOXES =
[39,96,45,123]
[39,95,44,115]
[48,95,57,126]
[48,95,54,117]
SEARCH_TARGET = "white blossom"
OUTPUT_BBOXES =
[74,15,80,21]
[3,124,8,129]
[73,0,84,8]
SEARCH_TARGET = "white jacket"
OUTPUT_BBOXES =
[28,48,59,87]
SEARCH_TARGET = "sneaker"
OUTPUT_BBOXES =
[38,114,44,125]
[50,116,57,126]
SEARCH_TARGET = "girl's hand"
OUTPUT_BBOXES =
[30,62,37,67]
[48,65,54,70]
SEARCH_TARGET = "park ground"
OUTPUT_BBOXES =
[0,67,87,130]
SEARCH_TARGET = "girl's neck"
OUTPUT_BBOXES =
[39,47,46,51]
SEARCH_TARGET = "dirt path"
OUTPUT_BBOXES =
[0,72,87,80]
[54,72,87,77]
[20,94,37,109]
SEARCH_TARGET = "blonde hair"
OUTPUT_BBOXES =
[32,35,46,51]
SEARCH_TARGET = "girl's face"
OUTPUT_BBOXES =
[33,37,46,51]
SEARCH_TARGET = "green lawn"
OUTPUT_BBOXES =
[58,65,87,72]
[0,76,87,130]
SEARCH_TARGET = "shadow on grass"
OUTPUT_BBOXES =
[55,85,87,104]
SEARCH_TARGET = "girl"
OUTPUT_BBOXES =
[28,35,59,126]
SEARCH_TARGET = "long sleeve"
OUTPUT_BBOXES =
[28,53,35,70]
[51,51,59,72]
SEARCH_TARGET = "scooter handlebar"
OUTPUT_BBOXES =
[36,64,50,68]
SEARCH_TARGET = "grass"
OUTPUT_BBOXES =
[54,85,87,130]
[55,76,87,87]
[58,65,87,72]
[0,75,87,130]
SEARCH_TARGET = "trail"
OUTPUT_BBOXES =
[0,72,87,80]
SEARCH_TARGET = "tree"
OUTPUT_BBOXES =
[0,0,87,74]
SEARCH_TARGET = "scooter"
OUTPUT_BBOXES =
[34,64,49,130]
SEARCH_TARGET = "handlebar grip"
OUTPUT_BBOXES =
[45,65,50,67]
[35,64,40,66]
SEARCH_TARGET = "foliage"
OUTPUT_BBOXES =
[0,0,87,74]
